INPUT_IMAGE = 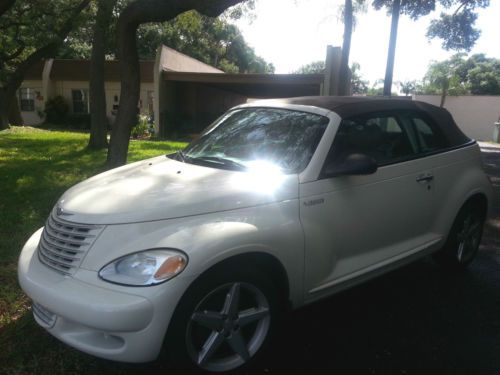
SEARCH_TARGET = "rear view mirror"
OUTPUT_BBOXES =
[321,153,378,178]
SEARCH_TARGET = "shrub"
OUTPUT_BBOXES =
[44,96,69,124]
[131,115,149,138]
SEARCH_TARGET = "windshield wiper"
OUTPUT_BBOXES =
[188,156,247,171]
[174,150,186,162]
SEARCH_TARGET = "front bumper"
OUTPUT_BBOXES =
[18,228,194,362]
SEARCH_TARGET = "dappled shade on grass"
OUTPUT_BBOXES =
[0,127,185,374]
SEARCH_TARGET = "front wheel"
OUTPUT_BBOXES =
[165,267,280,373]
[434,201,486,269]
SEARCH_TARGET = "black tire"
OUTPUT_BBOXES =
[434,201,486,269]
[164,264,281,374]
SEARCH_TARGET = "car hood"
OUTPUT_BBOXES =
[56,155,299,225]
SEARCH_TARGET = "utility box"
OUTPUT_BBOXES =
[494,121,500,143]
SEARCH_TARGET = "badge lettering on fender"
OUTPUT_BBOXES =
[303,198,325,207]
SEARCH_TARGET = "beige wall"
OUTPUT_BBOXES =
[21,79,155,125]
[415,95,500,141]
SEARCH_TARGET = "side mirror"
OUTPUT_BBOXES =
[321,153,378,178]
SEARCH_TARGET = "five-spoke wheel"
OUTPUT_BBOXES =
[186,282,271,372]
[435,201,486,268]
[166,266,279,373]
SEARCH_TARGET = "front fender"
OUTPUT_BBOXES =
[80,199,304,307]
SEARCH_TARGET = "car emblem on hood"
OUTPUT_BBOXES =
[56,206,72,216]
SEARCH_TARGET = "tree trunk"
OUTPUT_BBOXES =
[8,97,23,125]
[106,0,245,168]
[106,20,139,168]
[383,0,400,97]
[338,0,353,96]
[88,0,117,150]
[440,83,448,108]
[0,90,9,130]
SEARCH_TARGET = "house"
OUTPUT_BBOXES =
[20,45,334,136]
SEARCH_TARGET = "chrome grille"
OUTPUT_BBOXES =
[38,209,104,275]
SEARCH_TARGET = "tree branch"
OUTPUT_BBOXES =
[4,0,91,97]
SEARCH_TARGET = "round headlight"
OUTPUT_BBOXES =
[99,249,188,286]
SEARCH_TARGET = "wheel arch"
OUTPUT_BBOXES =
[187,252,291,308]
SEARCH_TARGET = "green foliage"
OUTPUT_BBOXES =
[372,0,436,20]
[0,0,92,84]
[351,62,369,94]
[136,11,274,73]
[420,53,500,95]
[427,0,489,51]
[54,4,273,74]
[372,1,490,54]
[397,80,416,96]
[131,115,150,138]
[293,61,325,74]
[44,96,69,125]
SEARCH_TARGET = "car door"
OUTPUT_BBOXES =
[300,111,441,301]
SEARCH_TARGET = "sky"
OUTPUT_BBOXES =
[236,0,500,86]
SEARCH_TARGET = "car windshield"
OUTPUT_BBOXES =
[178,108,329,174]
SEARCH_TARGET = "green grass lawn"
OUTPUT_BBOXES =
[0,127,186,375]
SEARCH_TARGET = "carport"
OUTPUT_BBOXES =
[157,71,324,137]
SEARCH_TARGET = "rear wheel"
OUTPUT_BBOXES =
[434,201,486,269]
[166,267,280,373]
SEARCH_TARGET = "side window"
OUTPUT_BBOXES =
[412,116,448,153]
[329,114,418,166]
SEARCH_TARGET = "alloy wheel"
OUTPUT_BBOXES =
[456,212,482,264]
[185,282,271,372]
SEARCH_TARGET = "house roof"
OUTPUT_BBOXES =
[49,60,155,82]
[163,71,324,98]
[24,61,45,80]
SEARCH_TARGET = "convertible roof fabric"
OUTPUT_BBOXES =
[253,96,471,146]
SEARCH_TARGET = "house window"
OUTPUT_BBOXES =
[72,89,89,114]
[19,88,35,112]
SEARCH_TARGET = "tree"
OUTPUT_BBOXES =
[420,53,499,104]
[0,0,91,129]
[397,80,416,96]
[338,0,366,95]
[427,0,490,52]
[88,0,118,150]
[351,62,368,94]
[373,0,437,96]
[137,10,273,73]
[373,0,491,97]
[107,0,247,168]
[293,60,325,74]
[338,0,354,96]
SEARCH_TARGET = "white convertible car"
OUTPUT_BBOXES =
[18,97,492,373]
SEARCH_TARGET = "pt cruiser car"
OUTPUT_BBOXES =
[19,97,492,373]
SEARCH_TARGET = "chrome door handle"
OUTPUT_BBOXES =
[416,174,434,183]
